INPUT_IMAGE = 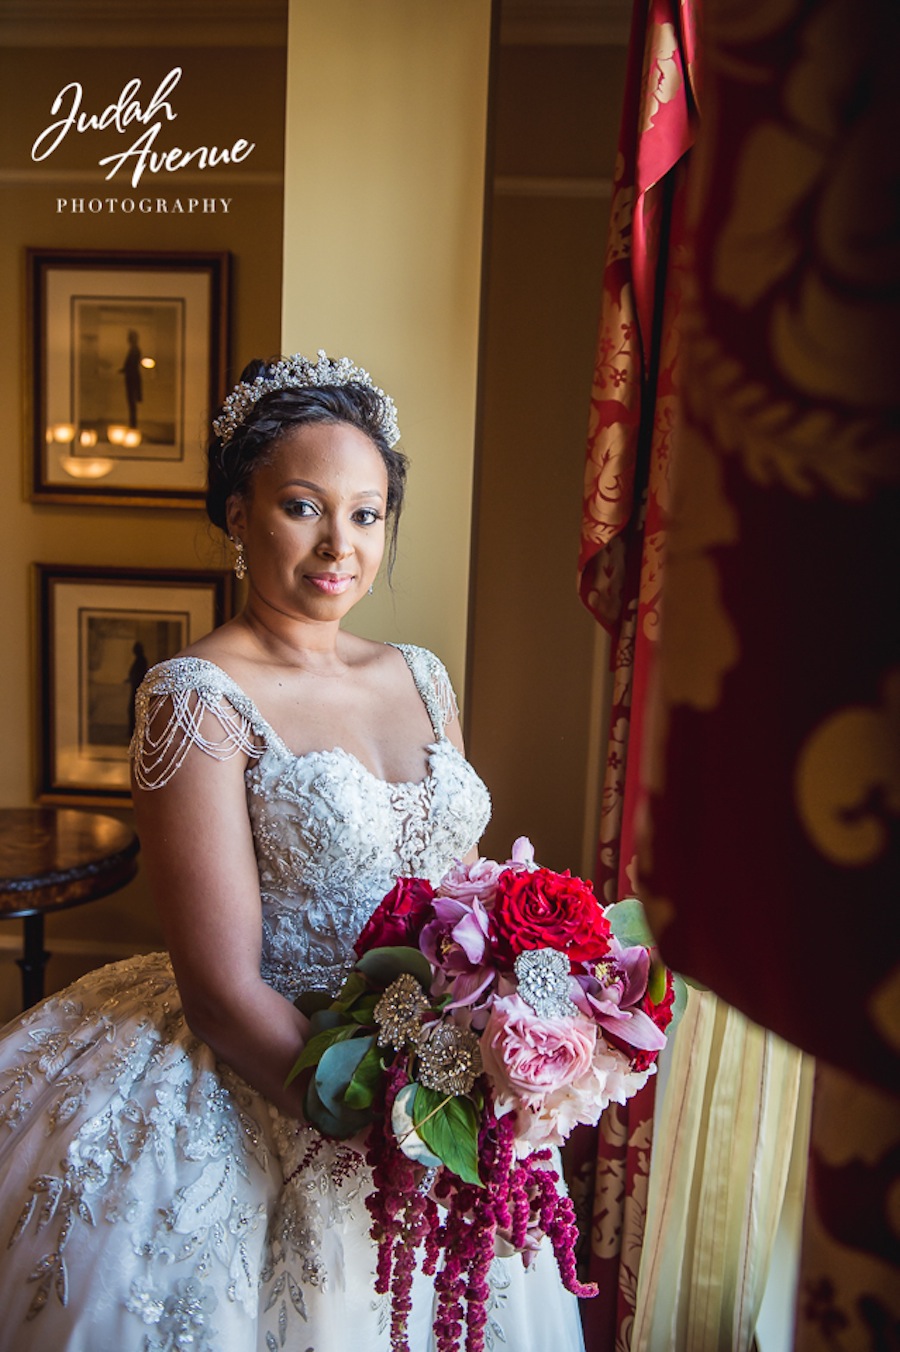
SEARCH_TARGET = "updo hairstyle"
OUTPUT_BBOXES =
[206,358,408,574]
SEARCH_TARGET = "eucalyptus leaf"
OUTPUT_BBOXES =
[304,1076,373,1139]
[344,1043,384,1110]
[355,946,433,992]
[605,898,655,950]
[413,1085,482,1187]
[315,1036,377,1116]
[285,1023,359,1086]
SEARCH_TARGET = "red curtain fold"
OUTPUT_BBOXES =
[638,0,900,1340]
[571,2,698,1347]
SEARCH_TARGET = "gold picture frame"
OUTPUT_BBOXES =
[28,248,230,508]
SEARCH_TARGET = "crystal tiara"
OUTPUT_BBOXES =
[211,350,401,447]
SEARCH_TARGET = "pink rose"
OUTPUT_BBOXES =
[480,994,597,1113]
[510,1042,654,1153]
[435,840,535,906]
[437,858,506,905]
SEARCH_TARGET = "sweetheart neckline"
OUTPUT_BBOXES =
[251,737,464,792]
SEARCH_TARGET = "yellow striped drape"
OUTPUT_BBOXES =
[633,990,814,1351]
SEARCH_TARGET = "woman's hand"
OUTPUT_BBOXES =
[425,1169,546,1267]
[494,1179,545,1267]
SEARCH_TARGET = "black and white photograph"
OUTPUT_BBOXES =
[29,248,229,506]
[81,610,185,751]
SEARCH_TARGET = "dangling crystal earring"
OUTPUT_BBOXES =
[232,538,247,581]
[368,584,375,595]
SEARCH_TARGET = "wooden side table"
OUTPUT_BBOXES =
[0,808,140,1011]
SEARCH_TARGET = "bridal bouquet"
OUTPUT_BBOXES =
[288,840,676,1352]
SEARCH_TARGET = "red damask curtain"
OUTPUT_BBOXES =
[569,2,698,1346]
[639,0,900,1341]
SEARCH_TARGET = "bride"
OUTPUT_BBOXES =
[0,353,586,1351]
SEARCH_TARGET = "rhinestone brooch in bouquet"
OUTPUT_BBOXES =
[287,839,682,1352]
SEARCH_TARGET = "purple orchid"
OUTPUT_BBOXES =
[571,937,667,1052]
[419,895,499,1014]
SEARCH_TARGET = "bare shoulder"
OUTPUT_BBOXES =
[177,618,249,664]
[338,632,407,683]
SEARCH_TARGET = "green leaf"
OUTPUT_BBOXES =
[316,1036,377,1116]
[355,946,433,992]
[304,1076,373,1139]
[332,971,370,1011]
[647,957,669,1006]
[285,1022,359,1085]
[295,989,333,1017]
[348,994,379,1026]
[605,898,656,949]
[344,1042,384,1110]
[309,1009,347,1036]
[413,1085,482,1187]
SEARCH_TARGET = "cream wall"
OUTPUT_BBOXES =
[280,0,493,694]
[466,38,625,875]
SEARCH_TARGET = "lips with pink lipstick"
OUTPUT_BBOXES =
[305,572,355,595]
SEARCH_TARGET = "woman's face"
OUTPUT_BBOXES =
[227,420,388,626]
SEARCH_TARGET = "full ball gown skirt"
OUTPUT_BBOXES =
[0,648,586,1352]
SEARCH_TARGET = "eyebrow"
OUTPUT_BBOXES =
[279,478,385,502]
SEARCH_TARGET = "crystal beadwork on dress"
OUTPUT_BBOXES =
[132,645,490,1001]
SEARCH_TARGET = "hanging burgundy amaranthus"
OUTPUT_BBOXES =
[366,1070,596,1352]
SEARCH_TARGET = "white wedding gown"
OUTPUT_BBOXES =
[0,645,586,1352]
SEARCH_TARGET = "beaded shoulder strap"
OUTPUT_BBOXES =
[391,644,459,740]
[130,656,268,791]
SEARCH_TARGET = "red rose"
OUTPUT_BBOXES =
[489,868,611,967]
[355,876,436,956]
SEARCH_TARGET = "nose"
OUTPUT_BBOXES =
[317,515,352,561]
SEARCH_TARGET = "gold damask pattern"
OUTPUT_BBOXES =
[640,0,900,1342]
[576,1,698,1347]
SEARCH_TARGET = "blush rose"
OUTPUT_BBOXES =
[479,994,597,1113]
[511,1043,655,1152]
[437,858,506,906]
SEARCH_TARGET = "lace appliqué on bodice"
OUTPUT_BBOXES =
[131,646,491,1001]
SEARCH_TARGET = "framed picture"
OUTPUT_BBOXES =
[36,564,234,804]
[28,249,230,508]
